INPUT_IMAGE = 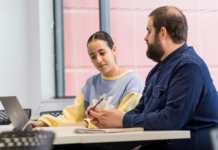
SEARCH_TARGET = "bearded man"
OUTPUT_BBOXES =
[87,6,218,150]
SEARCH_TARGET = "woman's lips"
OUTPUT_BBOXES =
[99,64,106,68]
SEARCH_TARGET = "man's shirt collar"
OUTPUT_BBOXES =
[158,43,189,70]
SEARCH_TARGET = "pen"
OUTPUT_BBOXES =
[88,97,104,114]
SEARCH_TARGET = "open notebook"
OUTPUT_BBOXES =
[74,127,144,134]
[33,126,144,134]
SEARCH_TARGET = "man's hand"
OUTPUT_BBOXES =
[86,106,124,128]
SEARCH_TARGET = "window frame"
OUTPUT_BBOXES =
[53,0,110,98]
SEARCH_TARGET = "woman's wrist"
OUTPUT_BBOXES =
[38,120,49,127]
[82,120,88,128]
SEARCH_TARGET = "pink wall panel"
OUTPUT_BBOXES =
[64,0,218,96]
[185,12,199,53]
[64,12,73,68]
[200,12,218,66]
[64,0,99,8]
[63,10,99,68]
[75,13,99,67]
[111,10,135,66]
[208,67,218,90]
[200,0,218,10]
[165,0,198,10]
[136,67,154,83]
[135,0,165,9]
[64,0,99,96]
[135,11,156,67]
[110,0,158,79]
[77,70,92,94]
[65,70,93,96]
[65,71,76,96]
[110,0,135,9]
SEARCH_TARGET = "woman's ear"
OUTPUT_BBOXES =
[112,45,117,55]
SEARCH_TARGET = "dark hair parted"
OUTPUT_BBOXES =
[149,6,188,44]
[87,31,114,49]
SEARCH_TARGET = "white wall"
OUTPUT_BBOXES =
[0,0,31,109]
[0,0,74,117]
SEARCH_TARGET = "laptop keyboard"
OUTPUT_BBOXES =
[0,110,10,125]
[0,131,54,150]
[40,111,63,117]
[23,109,31,119]
[0,109,31,125]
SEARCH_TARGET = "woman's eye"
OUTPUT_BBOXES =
[91,56,96,59]
[100,53,105,55]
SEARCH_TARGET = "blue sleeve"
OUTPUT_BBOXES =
[123,62,204,130]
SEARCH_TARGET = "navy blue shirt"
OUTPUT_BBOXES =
[123,43,218,150]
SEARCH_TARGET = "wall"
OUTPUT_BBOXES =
[0,0,31,109]
[0,0,74,117]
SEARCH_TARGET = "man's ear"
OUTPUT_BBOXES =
[160,27,167,40]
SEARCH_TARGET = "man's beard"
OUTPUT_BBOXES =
[146,37,165,62]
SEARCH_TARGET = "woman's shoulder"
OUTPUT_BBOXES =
[84,73,101,84]
[120,70,144,94]
[122,70,143,81]
[81,73,101,93]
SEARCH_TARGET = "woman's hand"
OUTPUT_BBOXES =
[62,121,88,128]
[30,120,49,127]
[85,105,100,119]
[12,120,48,131]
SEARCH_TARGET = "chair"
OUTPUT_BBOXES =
[0,109,31,125]
[40,111,63,117]
[0,131,54,150]
[210,128,218,150]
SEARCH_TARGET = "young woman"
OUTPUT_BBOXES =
[31,31,144,129]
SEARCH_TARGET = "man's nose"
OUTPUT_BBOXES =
[144,34,148,41]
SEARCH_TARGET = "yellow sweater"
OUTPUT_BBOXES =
[39,70,144,129]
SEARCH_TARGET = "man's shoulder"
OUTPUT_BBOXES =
[175,46,210,80]
[179,46,204,66]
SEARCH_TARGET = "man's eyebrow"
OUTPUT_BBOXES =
[89,49,104,56]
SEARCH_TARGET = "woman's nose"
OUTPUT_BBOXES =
[96,55,102,63]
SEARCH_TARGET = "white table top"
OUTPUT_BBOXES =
[0,125,190,145]
[79,130,190,144]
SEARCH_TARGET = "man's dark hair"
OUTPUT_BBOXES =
[149,6,188,44]
[87,31,114,49]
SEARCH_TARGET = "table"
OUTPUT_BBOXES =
[52,130,190,144]
[0,125,190,149]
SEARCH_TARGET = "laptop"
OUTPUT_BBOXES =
[0,96,33,131]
